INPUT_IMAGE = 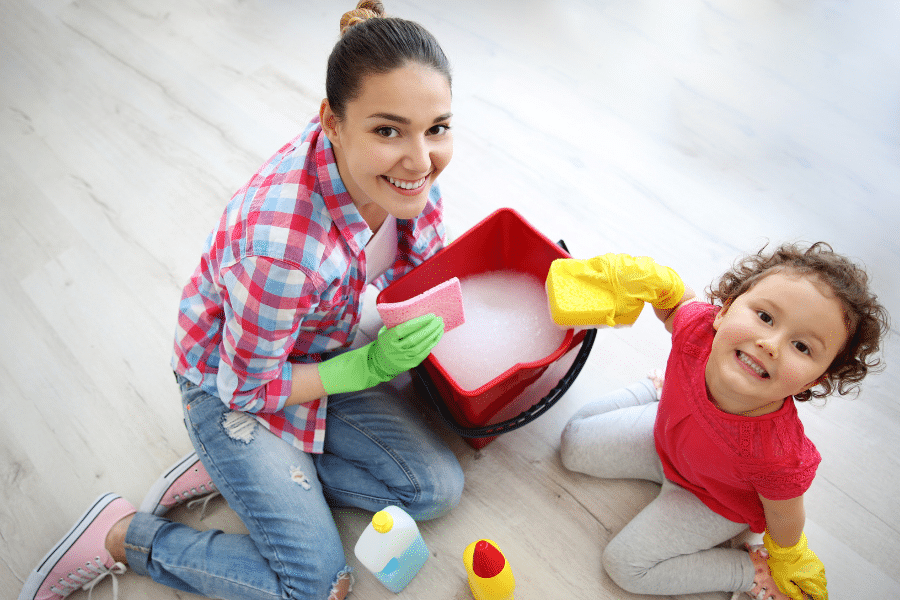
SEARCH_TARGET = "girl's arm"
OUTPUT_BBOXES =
[759,493,829,598]
[759,493,806,547]
[653,284,698,334]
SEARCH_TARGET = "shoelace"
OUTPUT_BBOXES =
[49,556,126,599]
[185,490,222,520]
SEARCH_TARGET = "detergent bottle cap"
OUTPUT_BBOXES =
[472,539,505,578]
[372,510,394,534]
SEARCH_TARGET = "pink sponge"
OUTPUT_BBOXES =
[377,277,465,333]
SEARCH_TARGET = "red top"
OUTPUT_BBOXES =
[654,302,821,533]
[472,541,505,578]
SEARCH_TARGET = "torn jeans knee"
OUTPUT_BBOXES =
[328,568,353,600]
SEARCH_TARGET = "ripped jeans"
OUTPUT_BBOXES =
[123,375,464,600]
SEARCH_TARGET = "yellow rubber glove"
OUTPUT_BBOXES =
[763,532,828,600]
[545,253,684,327]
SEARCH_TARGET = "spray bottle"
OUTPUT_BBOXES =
[463,539,515,600]
[354,506,429,592]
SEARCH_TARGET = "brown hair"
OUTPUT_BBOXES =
[339,0,385,35]
[707,241,889,401]
[326,1,451,119]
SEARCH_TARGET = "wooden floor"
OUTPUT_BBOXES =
[2,1,898,598]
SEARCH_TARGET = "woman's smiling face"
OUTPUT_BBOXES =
[321,62,453,231]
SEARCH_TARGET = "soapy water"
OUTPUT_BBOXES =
[430,270,566,391]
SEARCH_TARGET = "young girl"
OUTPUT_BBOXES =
[555,243,888,600]
[20,3,463,600]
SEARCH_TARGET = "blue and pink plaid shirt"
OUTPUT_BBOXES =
[172,117,445,453]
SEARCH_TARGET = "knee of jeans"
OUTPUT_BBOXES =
[284,550,351,600]
[434,461,465,516]
[404,460,464,521]
[602,535,647,594]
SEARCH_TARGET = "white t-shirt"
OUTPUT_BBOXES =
[364,215,397,285]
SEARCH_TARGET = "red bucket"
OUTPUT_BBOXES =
[376,208,595,448]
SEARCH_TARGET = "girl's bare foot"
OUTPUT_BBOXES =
[744,544,790,600]
[647,368,664,399]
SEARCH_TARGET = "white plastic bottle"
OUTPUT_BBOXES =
[353,506,429,592]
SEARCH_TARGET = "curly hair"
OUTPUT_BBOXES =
[707,242,890,401]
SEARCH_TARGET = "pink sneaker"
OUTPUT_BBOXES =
[139,451,218,516]
[19,493,135,600]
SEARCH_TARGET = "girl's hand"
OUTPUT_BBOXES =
[545,253,687,327]
[763,532,828,600]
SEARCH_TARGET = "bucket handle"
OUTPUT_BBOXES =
[412,238,597,439]
[414,327,595,438]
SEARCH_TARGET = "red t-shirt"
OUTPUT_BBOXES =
[654,302,821,533]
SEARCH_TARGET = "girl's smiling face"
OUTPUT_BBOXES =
[320,62,453,231]
[705,269,848,415]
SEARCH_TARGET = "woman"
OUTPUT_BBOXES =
[20,3,463,599]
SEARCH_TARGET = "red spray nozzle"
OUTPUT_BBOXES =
[472,540,505,578]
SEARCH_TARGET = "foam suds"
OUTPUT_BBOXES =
[430,270,566,391]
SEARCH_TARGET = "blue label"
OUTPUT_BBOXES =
[374,535,429,593]
[382,557,400,574]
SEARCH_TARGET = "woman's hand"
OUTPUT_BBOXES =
[369,313,446,378]
[317,313,444,395]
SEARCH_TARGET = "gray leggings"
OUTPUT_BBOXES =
[559,379,757,595]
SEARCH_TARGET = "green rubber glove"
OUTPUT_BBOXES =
[763,532,828,600]
[546,253,685,327]
[318,313,444,395]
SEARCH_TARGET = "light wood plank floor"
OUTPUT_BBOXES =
[2,1,898,599]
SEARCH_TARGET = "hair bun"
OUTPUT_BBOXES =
[340,1,385,36]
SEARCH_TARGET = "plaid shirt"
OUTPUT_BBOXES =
[172,117,445,453]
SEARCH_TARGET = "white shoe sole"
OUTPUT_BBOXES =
[138,452,201,516]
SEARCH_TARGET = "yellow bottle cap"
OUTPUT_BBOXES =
[372,510,394,533]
